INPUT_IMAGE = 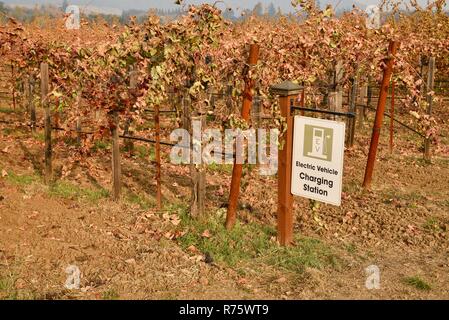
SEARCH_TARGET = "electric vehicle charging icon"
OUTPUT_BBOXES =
[304,125,333,162]
[308,128,328,159]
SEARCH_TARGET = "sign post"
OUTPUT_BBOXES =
[291,117,345,206]
[270,81,302,246]
[271,81,345,246]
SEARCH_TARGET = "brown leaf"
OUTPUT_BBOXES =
[276,277,287,283]
[187,245,200,254]
[201,229,211,238]
[171,217,181,226]
[164,231,174,240]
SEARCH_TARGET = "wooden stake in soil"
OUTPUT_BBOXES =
[124,70,138,154]
[365,79,373,120]
[183,92,206,217]
[54,104,60,139]
[363,41,399,189]
[111,111,121,200]
[11,64,16,110]
[270,81,302,246]
[27,75,36,133]
[358,82,367,129]
[348,76,358,147]
[300,86,305,116]
[41,62,52,184]
[225,43,260,230]
[75,89,82,145]
[155,103,162,210]
[251,96,262,128]
[424,57,435,161]
[190,113,206,217]
[389,80,395,153]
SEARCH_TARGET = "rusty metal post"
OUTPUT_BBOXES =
[225,44,260,230]
[389,79,395,153]
[424,57,435,161]
[271,81,302,246]
[363,41,399,189]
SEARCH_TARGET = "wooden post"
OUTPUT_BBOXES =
[23,76,28,111]
[225,44,260,229]
[182,91,191,132]
[111,111,121,200]
[363,41,399,189]
[183,89,206,217]
[365,80,372,120]
[154,103,162,210]
[41,63,52,184]
[329,61,343,118]
[11,64,16,110]
[300,86,305,116]
[27,75,36,133]
[54,102,60,138]
[124,70,138,154]
[270,81,302,246]
[76,117,82,144]
[225,83,233,110]
[76,90,82,145]
[190,113,206,217]
[358,82,367,129]
[389,80,395,153]
[348,76,358,147]
[424,57,435,161]
[251,96,262,128]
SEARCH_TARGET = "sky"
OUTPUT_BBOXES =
[1,0,439,14]
[0,0,382,12]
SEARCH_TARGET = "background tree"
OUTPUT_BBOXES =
[61,0,68,12]
[253,2,263,16]
[267,3,276,17]
[0,1,7,13]
[223,7,235,20]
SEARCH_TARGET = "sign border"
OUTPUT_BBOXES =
[291,116,345,206]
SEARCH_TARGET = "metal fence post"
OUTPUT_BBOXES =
[363,41,399,189]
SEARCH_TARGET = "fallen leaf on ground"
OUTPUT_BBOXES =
[187,245,200,254]
[201,229,211,238]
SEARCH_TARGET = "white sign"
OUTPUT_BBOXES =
[291,116,345,206]
[65,5,80,30]
[365,5,381,30]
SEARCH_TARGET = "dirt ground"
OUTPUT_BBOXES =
[0,105,448,300]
